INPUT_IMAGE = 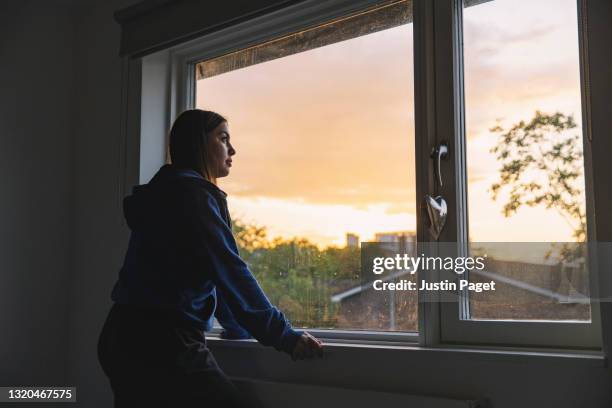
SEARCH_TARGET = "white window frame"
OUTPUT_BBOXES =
[433,0,601,350]
[129,0,602,351]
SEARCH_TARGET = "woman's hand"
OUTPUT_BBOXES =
[292,332,323,361]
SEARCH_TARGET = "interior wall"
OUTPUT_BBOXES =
[67,0,136,406]
[0,1,76,386]
[211,341,612,408]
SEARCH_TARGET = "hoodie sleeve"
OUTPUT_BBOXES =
[187,188,302,355]
[214,288,252,339]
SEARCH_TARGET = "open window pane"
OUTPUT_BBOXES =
[462,0,590,321]
[195,1,417,332]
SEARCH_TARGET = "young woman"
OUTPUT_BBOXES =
[98,109,323,408]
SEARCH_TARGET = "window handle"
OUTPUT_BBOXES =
[431,142,449,187]
[425,195,447,241]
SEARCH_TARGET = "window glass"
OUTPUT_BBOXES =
[463,0,590,321]
[196,1,418,331]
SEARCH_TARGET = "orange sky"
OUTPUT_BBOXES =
[196,0,585,247]
[463,0,584,242]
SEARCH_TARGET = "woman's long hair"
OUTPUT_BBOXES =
[168,109,227,181]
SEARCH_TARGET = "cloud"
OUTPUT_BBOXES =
[463,21,559,59]
[198,24,417,208]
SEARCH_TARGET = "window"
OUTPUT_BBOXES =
[463,0,590,323]
[437,0,600,348]
[163,0,600,349]
[195,0,418,333]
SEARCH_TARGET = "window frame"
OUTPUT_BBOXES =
[434,0,602,350]
[137,0,603,350]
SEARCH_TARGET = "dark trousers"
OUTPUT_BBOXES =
[98,304,247,408]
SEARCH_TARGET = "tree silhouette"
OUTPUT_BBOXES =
[489,111,586,243]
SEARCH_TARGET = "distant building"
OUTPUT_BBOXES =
[346,233,360,248]
[374,231,416,243]
[374,231,416,253]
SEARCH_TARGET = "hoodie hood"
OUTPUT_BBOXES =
[123,184,154,231]
[122,164,227,231]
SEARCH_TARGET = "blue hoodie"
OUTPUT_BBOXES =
[111,164,302,355]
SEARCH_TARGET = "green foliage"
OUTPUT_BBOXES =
[232,220,269,252]
[489,111,586,243]
[231,219,360,328]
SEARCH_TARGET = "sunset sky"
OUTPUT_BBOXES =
[196,0,585,247]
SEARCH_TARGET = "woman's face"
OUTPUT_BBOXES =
[206,121,235,179]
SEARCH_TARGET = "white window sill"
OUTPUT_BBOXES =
[206,335,606,368]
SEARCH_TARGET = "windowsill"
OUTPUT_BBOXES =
[206,335,607,368]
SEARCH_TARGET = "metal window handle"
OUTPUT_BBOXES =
[424,195,447,240]
[431,143,449,187]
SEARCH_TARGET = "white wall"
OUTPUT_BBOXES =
[2,1,612,407]
[67,1,136,406]
[0,1,76,385]
[0,0,134,400]
[211,341,612,407]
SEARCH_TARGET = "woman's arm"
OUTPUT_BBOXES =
[186,188,302,355]
[214,287,252,339]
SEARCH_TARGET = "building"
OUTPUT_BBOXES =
[346,233,360,248]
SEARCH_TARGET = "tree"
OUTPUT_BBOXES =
[232,219,269,252]
[489,111,586,243]
[231,218,361,327]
